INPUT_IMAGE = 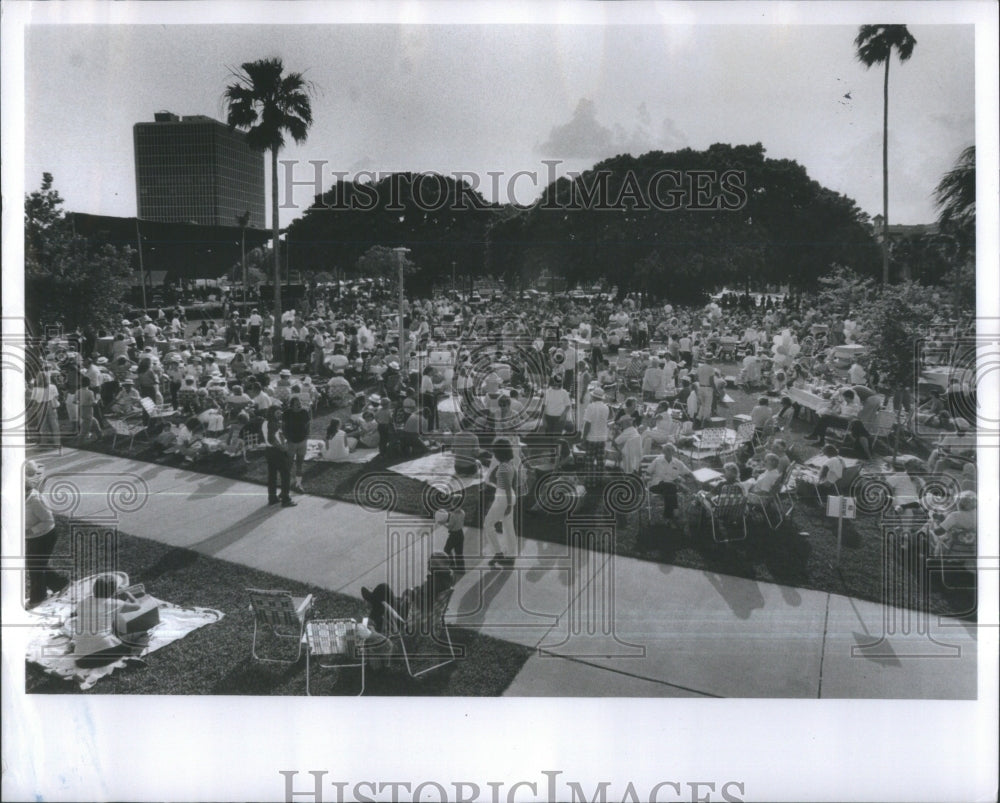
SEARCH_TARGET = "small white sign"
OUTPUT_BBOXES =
[826,495,856,519]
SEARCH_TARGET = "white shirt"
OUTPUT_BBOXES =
[583,400,610,442]
[647,455,691,486]
[543,387,571,416]
[615,426,643,474]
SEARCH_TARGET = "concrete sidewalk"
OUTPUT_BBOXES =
[31,448,978,698]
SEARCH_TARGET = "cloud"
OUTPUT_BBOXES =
[539,98,688,160]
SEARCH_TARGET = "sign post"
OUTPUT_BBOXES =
[826,495,857,562]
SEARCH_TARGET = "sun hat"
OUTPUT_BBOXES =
[96,356,109,365]
[590,387,605,400]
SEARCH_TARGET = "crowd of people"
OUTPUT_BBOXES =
[24,282,978,612]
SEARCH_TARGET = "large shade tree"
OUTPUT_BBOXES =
[854,24,917,284]
[25,173,133,334]
[223,57,313,344]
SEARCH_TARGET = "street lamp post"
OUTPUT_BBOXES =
[451,260,456,295]
[393,247,411,370]
[237,210,250,314]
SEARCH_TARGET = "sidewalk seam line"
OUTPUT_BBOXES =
[817,592,831,699]
[536,650,721,697]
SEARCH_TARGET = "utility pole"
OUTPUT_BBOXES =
[394,247,411,370]
[135,218,147,311]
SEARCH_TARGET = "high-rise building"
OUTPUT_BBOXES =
[133,111,265,228]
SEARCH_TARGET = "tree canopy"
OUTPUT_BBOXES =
[488,144,881,302]
[25,173,133,335]
[286,172,496,296]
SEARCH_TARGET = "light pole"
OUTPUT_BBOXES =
[451,260,456,295]
[237,211,250,313]
[393,247,411,370]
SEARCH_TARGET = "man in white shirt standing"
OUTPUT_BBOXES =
[542,375,572,434]
[581,386,610,484]
[247,308,263,350]
[281,320,298,368]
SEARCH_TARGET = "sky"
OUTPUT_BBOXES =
[21,15,976,230]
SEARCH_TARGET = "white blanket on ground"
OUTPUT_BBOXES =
[387,451,486,489]
[304,439,379,463]
[25,573,224,690]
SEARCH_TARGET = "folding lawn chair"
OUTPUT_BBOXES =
[697,485,749,544]
[381,587,457,678]
[247,588,314,664]
[931,528,977,591]
[109,414,147,453]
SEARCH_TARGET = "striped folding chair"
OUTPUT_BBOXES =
[247,588,314,664]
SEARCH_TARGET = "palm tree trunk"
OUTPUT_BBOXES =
[882,56,890,284]
[271,148,282,354]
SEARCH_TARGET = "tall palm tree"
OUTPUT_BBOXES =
[223,58,313,350]
[854,25,917,284]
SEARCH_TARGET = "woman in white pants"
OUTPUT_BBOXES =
[483,438,518,569]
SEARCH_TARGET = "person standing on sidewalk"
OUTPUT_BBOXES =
[483,438,518,569]
[282,395,311,493]
[24,461,65,606]
[263,408,295,507]
[30,370,61,448]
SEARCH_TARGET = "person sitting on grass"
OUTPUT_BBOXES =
[355,410,381,450]
[844,419,874,460]
[72,574,150,668]
[321,417,356,461]
[222,411,251,457]
[400,407,430,458]
[176,416,206,463]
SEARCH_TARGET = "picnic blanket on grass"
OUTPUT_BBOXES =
[304,439,379,464]
[387,451,486,489]
[26,572,224,690]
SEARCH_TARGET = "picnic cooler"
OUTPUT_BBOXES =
[116,584,162,633]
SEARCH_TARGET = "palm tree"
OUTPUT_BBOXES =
[854,25,917,284]
[935,145,975,258]
[223,58,313,350]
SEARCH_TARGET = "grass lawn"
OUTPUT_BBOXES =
[66,368,976,621]
[25,522,532,696]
